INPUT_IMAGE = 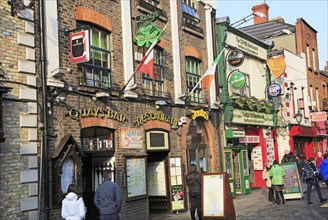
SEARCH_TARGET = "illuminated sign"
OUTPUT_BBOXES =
[229,71,246,90]
[135,23,160,47]
[227,50,244,67]
[267,55,286,79]
[267,82,282,97]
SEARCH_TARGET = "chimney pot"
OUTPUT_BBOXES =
[252,2,269,24]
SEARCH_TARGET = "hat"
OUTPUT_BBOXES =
[273,160,278,165]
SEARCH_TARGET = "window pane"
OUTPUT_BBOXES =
[93,50,102,66]
[92,29,100,47]
[100,31,107,49]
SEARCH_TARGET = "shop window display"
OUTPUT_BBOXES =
[81,127,114,151]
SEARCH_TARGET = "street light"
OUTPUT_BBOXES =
[295,111,303,124]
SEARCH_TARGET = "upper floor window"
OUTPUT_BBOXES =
[142,48,165,97]
[182,0,200,26]
[78,25,111,89]
[306,44,311,68]
[142,0,160,7]
[312,48,316,71]
[186,57,203,103]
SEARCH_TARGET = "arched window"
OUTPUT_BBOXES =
[186,120,210,173]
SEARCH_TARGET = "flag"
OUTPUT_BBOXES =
[136,23,169,81]
[137,49,154,80]
[202,48,225,90]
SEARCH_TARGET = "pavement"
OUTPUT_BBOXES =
[150,186,328,220]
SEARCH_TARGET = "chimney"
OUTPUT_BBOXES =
[252,2,269,24]
[325,60,328,71]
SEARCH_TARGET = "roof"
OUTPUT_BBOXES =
[52,134,84,159]
[239,20,295,40]
[320,70,328,78]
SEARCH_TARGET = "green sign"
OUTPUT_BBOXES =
[225,130,245,138]
[231,109,274,126]
[229,71,246,89]
[135,23,160,47]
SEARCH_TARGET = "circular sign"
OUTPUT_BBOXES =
[227,50,245,67]
[229,71,246,89]
[267,82,282,97]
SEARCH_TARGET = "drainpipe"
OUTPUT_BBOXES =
[40,0,50,218]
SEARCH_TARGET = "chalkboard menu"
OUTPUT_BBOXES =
[281,162,303,199]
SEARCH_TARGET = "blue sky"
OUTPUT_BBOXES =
[215,0,328,70]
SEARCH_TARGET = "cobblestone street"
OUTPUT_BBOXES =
[150,187,328,220]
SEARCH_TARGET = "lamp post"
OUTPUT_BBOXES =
[295,111,303,125]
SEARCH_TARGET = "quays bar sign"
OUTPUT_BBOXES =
[134,111,179,129]
[69,107,127,123]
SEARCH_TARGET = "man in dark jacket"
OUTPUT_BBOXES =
[186,164,202,220]
[319,154,328,188]
[303,158,326,205]
[94,171,122,220]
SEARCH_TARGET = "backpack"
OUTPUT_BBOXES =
[302,164,314,180]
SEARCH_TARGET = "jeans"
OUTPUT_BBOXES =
[306,178,324,202]
[100,212,120,220]
[272,185,285,203]
[189,193,202,220]
[268,187,275,202]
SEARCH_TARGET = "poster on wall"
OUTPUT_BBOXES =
[120,128,143,149]
[125,156,147,200]
[266,139,275,165]
[169,157,184,211]
[147,161,167,196]
[252,146,263,170]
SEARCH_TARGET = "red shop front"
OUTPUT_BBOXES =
[289,125,317,160]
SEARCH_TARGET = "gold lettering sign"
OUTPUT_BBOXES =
[267,55,286,79]
[191,109,208,120]
[134,111,179,129]
[68,107,126,123]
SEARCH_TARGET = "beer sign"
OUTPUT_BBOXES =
[69,30,90,64]
[227,49,244,67]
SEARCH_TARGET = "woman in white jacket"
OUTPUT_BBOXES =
[61,184,86,220]
[262,162,274,202]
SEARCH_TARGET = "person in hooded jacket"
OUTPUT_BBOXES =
[61,184,86,220]
[262,162,274,202]
[319,153,328,188]
[269,160,286,205]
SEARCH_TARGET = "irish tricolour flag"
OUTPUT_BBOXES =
[202,48,225,90]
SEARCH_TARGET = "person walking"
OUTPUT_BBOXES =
[302,158,327,205]
[315,152,323,173]
[281,150,290,163]
[186,164,202,220]
[94,170,122,220]
[61,184,86,220]
[319,153,328,188]
[270,160,286,205]
[262,162,274,202]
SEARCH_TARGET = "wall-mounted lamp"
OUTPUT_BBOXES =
[95,91,110,98]
[295,111,303,125]
[155,100,167,109]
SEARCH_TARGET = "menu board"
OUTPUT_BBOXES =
[266,139,275,165]
[252,146,263,170]
[203,174,224,217]
[281,162,303,199]
[147,161,167,196]
[120,128,143,148]
[61,158,77,193]
[169,157,184,211]
[126,157,147,200]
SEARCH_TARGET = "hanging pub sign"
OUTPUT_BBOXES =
[229,70,246,90]
[227,49,244,67]
[267,82,282,97]
[135,22,160,47]
[69,30,90,64]
[267,50,286,79]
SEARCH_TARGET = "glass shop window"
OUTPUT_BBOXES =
[81,127,114,151]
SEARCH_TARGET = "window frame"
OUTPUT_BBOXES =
[77,24,112,89]
[186,57,203,103]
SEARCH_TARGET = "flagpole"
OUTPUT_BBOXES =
[186,48,225,98]
[121,23,169,92]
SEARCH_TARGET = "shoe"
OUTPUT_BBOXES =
[282,200,286,205]
[320,198,327,203]
[307,201,313,205]
[277,201,280,205]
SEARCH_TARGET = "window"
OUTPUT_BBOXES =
[186,57,203,102]
[182,0,200,27]
[323,84,327,98]
[142,48,165,97]
[78,25,111,89]
[306,44,311,68]
[143,0,160,7]
[316,87,320,111]
[312,48,316,71]
[81,127,114,151]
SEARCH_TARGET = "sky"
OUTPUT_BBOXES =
[215,0,328,70]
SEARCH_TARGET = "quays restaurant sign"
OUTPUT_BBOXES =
[69,107,126,123]
[134,111,179,129]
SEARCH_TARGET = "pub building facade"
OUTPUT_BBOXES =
[26,0,222,220]
[216,17,277,194]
